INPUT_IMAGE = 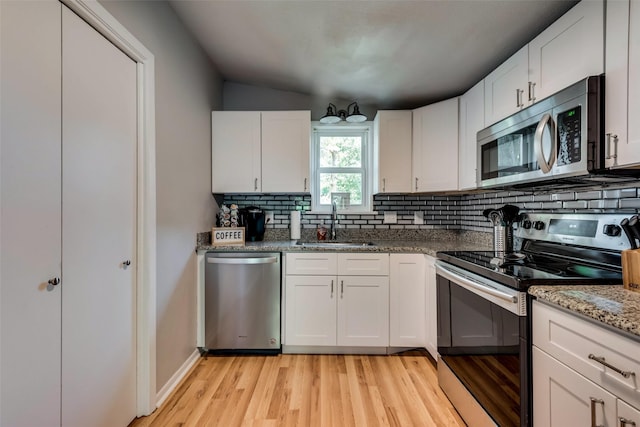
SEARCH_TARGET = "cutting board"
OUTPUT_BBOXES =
[622,249,640,292]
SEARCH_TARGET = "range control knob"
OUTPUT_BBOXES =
[534,221,546,231]
[603,224,622,237]
[522,220,532,230]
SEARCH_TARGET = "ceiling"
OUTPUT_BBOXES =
[169,0,579,110]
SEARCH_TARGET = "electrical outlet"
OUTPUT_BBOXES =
[414,211,424,225]
[265,211,274,224]
[383,212,397,224]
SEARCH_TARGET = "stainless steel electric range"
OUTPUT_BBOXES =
[436,213,630,427]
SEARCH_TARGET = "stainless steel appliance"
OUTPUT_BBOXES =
[478,75,640,189]
[204,252,281,353]
[436,213,629,427]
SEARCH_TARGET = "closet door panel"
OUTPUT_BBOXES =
[0,2,62,426]
[61,7,137,427]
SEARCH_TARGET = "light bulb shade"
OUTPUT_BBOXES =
[320,103,341,124]
[346,102,367,123]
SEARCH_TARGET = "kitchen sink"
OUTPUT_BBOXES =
[294,241,376,248]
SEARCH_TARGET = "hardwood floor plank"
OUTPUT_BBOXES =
[129,350,466,427]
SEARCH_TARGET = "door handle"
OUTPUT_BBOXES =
[254,178,258,191]
[382,178,386,192]
[304,178,307,192]
[123,260,131,267]
[606,133,618,165]
[330,280,334,297]
[534,113,556,174]
[340,280,344,298]
[207,256,279,265]
[414,177,418,191]
[48,277,61,287]
[588,354,635,378]
[516,88,524,108]
[620,417,637,427]
[590,397,604,427]
[528,81,536,102]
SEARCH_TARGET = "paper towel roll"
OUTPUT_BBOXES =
[290,211,301,240]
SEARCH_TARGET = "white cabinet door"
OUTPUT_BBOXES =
[285,275,337,346]
[0,2,62,425]
[618,399,640,427]
[374,110,413,193]
[412,98,459,192]
[528,0,604,102]
[261,111,310,192]
[211,111,261,192]
[484,46,528,126]
[389,254,426,348]
[458,80,484,190]
[533,347,617,427]
[627,0,640,167]
[61,7,137,427]
[425,256,438,360]
[337,276,389,347]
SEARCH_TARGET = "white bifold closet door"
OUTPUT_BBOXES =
[61,6,137,427]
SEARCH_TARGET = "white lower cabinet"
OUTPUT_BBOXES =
[425,255,438,360]
[533,301,640,427]
[389,254,427,348]
[284,252,389,348]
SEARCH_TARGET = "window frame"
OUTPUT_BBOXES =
[310,122,373,213]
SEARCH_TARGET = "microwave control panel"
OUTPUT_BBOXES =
[556,106,581,166]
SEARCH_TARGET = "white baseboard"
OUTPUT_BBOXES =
[155,349,200,408]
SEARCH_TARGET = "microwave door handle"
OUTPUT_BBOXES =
[534,113,557,174]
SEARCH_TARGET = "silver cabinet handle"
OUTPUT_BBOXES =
[330,280,334,297]
[382,178,386,192]
[589,354,635,378]
[528,81,536,102]
[414,177,418,191]
[123,260,131,266]
[304,178,307,192]
[534,113,556,174]
[606,133,619,164]
[516,88,524,108]
[48,277,61,286]
[254,178,258,191]
[620,417,637,427]
[340,280,344,298]
[590,397,604,427]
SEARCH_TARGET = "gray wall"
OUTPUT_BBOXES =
[99,0,221,393]
[224,81,377,121]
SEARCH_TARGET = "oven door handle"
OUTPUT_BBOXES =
[436,263,518,303]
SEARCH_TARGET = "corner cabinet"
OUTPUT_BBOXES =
[412,98,459,192]
[284,252,389,349]
[373,110,413,193]
[458,80,484,191]
[605,0,640,168]
[484,0,604,126]
[211,110,310,193]
[532,301,640,427]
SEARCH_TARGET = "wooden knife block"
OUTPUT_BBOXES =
[622,249,640,292]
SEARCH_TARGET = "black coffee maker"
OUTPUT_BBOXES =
[240,206,266,241]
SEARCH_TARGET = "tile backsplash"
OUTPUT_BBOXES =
[221,183,640,235]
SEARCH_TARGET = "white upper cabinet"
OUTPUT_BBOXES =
[483,45,529,127]
[261,111,310,192]
[458,80,484,190]
[211,111,261,193]
[484,0,604,127]
[211,110,310,193]
[412,98,459,192]
[605,0,640,168]
[528,0,604,101]
[373,110,413,193]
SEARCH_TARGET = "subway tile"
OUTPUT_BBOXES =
[604,188,638,199]
[563,201,588,209]
[551,192,575,201]
[575,190,602,200]
[540,201,564,210]
[620,198,640,208]
[588,200,619,209]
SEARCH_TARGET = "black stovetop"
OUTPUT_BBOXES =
[437,248,622,291]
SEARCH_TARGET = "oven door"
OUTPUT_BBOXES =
[435,261,529,427]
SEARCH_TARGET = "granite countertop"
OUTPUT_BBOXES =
[529,285,640,339]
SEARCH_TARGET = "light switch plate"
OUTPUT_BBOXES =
[383,212,397,224]
[414,211,424,225]
[265,211,274,224]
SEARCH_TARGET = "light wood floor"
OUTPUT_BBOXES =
[129,350,466,427]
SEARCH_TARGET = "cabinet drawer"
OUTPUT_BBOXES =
[337,253,389,276]
[533,301,640,408]
[286,252,337,275]
[619,399,640,426]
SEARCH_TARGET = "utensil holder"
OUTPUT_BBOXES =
[493,225,513,257]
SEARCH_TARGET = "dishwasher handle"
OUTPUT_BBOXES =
[206,256,279,265]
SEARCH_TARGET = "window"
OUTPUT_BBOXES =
[311,124,372,212]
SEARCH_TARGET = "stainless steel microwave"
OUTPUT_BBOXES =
[477,75,606,189]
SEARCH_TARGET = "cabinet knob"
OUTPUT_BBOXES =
[48,277,61,287]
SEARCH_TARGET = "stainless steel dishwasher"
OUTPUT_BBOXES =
[204,252,281,353]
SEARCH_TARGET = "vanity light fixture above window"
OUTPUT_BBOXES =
[319,102,367,124]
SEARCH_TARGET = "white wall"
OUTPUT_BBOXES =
[99,0,221,392]
[224,81,378,121]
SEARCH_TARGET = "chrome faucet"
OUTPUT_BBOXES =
[330,200,338,240]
